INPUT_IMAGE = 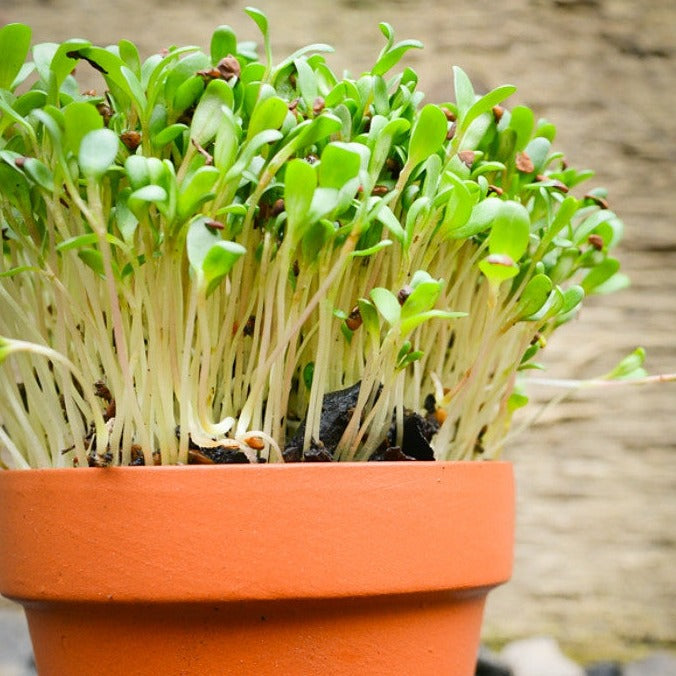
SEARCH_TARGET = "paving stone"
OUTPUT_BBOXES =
[624,653,676,676]
[476,645,513,675]
[586,662,623,676]
[500,637,585,676]
[0,607,36,676]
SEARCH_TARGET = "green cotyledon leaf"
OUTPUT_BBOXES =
[408,104,448,169]
[0,24,31,90]
[370,287,401,326]
[487,200,530,262]
[284,157,316,245]
[63,101,104,157]
[79,128,119,182]
[202,240,247,296]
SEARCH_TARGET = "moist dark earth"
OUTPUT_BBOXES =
[1,0,675,662]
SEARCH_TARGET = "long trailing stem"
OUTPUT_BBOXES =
[522,373,676,389]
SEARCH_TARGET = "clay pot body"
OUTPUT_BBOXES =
[0,461,514,675]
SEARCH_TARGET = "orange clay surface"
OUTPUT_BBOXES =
[0,461,514,675]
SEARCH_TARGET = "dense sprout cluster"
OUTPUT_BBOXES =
[0,10,627,468]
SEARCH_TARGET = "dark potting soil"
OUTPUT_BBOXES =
[187,447,251,464]
[283,381,364,462]
[181,427,252,464]
[86,382,439,465]
[283,381,439,462]
[85,434,253,466]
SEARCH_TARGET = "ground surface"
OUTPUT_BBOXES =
[1,0,674,663]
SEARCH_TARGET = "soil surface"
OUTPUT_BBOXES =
[2,0,675,662]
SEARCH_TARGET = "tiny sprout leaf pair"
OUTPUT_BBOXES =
[478,200,530,285]
[187,217,245,296]
[369,274,466,338]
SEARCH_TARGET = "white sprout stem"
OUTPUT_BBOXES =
[178,282,200,464]
[84,184,153,461]
[2,339,109,454]
[303,298,331,450]
[0,426,30,470]
[235,229,360,437]
[86,185,131,381]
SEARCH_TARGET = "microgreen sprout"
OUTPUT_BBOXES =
[0,11,655,468]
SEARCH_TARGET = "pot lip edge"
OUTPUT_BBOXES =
[0,459,512,476]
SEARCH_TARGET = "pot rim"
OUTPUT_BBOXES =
[2,458,504,472]
[0,460,514,603]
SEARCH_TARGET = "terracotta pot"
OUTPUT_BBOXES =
[0,461,514,675]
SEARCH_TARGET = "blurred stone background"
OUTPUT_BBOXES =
[0,0,674,664]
